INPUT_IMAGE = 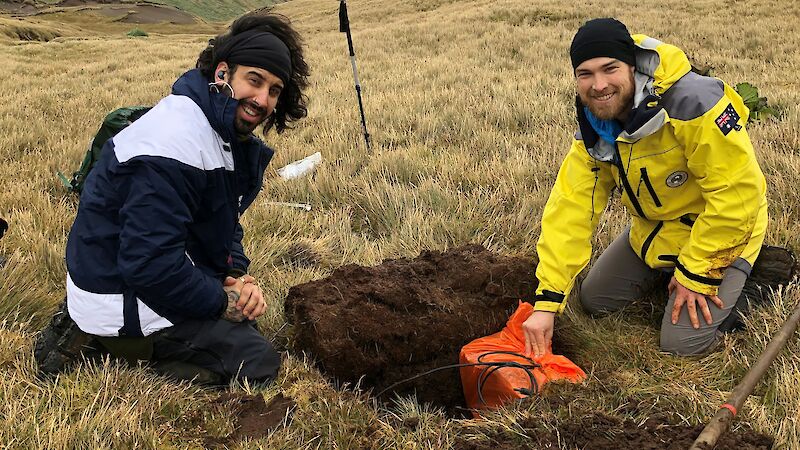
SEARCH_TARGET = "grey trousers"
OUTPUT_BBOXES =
[580,229,747,356]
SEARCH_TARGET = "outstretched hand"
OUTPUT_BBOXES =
[668,276,723,329]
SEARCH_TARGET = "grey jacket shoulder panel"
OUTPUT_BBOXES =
[660,71,725,121]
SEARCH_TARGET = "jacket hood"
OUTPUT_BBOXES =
[631,34,692,104]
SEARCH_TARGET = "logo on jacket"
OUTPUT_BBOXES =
[666,171,688,188]
[715,104,742,136]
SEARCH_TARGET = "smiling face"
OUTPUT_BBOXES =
[215,62,284,136]
[575,57,635,121]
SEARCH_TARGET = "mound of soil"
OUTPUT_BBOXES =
[285,244,538,410]
[455,413,773,450]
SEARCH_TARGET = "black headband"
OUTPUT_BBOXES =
[215,29,292,84]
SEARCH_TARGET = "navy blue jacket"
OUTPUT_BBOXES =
[66,69,273,337]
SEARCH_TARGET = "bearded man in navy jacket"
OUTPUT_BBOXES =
[35,11,309,385]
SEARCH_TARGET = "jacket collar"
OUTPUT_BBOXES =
[171,69,275,208]
[171,69,243,146]
[577,34,692,156]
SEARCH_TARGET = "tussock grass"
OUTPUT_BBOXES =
[0,0,799,447]
[0,17,60,42]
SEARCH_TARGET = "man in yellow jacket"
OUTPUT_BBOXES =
[523,18,768,356]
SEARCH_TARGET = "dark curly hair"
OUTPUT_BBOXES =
[196,9,309,134]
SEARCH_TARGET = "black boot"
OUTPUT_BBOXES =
[719,245,796,333]
[718,276,762,333]
[34,299,102,378]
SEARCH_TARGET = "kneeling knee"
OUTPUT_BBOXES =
[236,343,281,384]
[579,279,608,317]
[659,332,717,356]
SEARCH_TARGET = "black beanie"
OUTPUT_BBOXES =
[570,18,635,70]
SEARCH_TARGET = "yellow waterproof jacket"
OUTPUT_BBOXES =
[534,35,768,313]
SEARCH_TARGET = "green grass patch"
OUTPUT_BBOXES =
[126,28,148,37]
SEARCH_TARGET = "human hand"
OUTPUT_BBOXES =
[223,275,267,321]
[668,276,724,329]
[522,310,555,358]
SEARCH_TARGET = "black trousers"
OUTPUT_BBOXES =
[96,319,281,386]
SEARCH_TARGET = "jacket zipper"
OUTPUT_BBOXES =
[613,146,647,219]
[639,168,662,207]
[640,221,663,261]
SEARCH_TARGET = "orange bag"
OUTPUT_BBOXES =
[459,302,586,414]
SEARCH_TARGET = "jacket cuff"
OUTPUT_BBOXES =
[227,268,247,279]
[531,290,566,314]
[673,262,721,296]
[533,300,562,313]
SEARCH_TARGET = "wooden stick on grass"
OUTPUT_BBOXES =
[690,301,800,450]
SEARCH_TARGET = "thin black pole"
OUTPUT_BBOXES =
[339,0,371,152]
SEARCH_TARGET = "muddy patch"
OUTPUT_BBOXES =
[285,244,539,412]
[205,393,295,447]
[455,413,773,450]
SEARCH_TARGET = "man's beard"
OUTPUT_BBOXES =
[234,117,259,135]
[580,75,635,121]
[234,100,268,136]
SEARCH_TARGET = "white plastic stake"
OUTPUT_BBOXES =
[265,201,312,211]
[277,152,323,180]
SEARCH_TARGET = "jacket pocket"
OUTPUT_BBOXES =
[637,167,662,207]
[640,221,664,261]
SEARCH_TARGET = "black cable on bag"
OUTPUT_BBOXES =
[373,351,541,405]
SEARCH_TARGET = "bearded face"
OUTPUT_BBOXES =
[575,57,635,121]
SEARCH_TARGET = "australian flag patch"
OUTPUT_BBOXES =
[715,103,742,136]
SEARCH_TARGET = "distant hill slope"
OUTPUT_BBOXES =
[31,0,282,22]
[146,0,282,22]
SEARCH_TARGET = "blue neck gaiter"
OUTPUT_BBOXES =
[584,107,623,145]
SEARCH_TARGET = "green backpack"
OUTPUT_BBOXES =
[58,106,151,194]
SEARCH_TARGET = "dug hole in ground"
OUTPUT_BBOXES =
[283,245,775,449]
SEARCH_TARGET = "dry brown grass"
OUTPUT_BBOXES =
[0,16,61,42]
[0,0,799,448]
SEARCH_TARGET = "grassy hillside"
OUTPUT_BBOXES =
[147,0,281,22]
[0,0,799,448]
[33,0,280,22]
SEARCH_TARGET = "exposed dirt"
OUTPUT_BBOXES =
[2,1,196,24]
[204,392,296,448]
[285,244,539,412]
[94,4,195,25]
[0,1,36,14]
[454,413,773,450]
[58,0,126,6]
